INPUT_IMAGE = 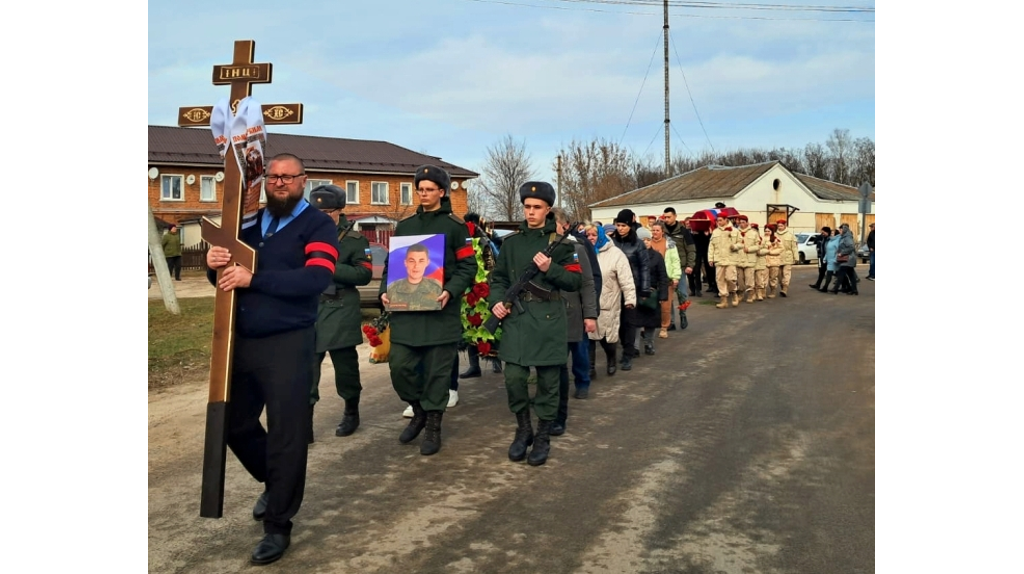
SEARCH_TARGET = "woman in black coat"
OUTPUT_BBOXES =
[610,209,650,371]
[636,227,670,356]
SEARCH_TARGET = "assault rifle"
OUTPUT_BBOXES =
[483,222,580,335]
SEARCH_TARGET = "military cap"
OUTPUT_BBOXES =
[414,165,451,193]
[735,214,749,222]
[310,184,346,210]
[519,181,556,206]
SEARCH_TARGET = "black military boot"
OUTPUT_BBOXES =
[528,420,553,466]
[621,354,633,371]
[491,358,503,374]
[508,409,534,462]
[335,396,360,437]
[420,411,443,456]
[399,401,426,444]
[459,347,482,379]
[307,404,315,444]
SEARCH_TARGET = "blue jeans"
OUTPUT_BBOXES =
[869,250,875,278]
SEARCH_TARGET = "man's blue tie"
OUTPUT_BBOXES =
[265,217,280,238]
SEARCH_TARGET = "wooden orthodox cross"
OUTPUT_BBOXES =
[176,40,303,518]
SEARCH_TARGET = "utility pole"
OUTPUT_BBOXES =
[663,0,670,177]
[557,153,563,209]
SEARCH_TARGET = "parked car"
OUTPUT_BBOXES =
[359,241,388,308]
[795,233,819,265]
[857,243,870,263]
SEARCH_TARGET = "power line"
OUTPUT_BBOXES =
[669,29,715,153]
[671,122,695,159]
[620,31,663,145]
[642,123,665,157]
[554,0,873,14]
[459,0,875,21]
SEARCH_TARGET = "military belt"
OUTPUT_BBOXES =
[520,283,561,303]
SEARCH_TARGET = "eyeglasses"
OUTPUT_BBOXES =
[264,174,305,184]
[415,187,441,194]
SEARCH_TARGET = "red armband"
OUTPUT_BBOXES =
[305,241,338,272]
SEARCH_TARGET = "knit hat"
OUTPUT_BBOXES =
[614,209,635,225]
[636,227,652,240]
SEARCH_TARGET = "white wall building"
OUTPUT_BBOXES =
[589,161,874,240]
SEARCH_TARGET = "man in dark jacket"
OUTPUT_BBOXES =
[809,226,831,290]
[380,165,477,456]
[610,208,649,371]
[866,222,875,280]
[550,208,597,434]
[308,184,372,442]
[662,207,696,326]
[205,153,340,565]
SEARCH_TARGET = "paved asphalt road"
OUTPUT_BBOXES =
[148,265,874,574]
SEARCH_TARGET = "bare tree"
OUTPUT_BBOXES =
[476,135,535,221]
[826,128,854,185]
[557,137,634,221]
[803,142,830,179]
[851,137,875,187]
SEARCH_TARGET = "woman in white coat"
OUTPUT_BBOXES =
[584,224,636,377]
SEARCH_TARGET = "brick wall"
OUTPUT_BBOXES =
[149,164,470,225]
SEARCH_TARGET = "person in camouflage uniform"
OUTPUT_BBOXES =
[488,182,583,467]
[379,165,477,456]
[387,243,444,311]
[308,185,372,442]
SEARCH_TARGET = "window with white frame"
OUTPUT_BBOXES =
[371,181,389,205]
[200,175,217,202]
[400,182,412,205]
[161,175,183,201]
[305,179,332,201]
[346,180,359,204]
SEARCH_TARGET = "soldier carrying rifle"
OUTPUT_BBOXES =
[487,181,582,467]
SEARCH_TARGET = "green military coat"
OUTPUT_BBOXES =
[315,215,372,353]
[487,215,582,366]
[379,197,476,346]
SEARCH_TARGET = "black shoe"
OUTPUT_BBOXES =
[621,357,632,371]
[667,324,676,331]
[491,360,503,374]
[336,398,359,437]
[644,343,655,356]
[830,289,839,295]
[508,409,534,462]
[550,420,566,436]
[399,402,426,443]
[252,490,269,521]
[574,387,589,399]
[528,420,553,466]
[335,412,359,437]
[459,365,482,379]
[809,284,820,289]
[680,313,688,330]
[818,288,828,292]
[251,533,290,565]
[694,291,702,297]
[420,411,443,456]
[847,291,859,295]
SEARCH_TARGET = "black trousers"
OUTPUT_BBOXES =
[228,327,315,536]
[618,303,639,359]
[688,260,701,294]
[165,256,182,280]
[836,267,858,293]
[813,259,827,287]
[697,251,716,292]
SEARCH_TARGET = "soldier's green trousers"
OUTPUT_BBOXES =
[504,363,560,421]
[310,346,361,406]
[389,342,456,412]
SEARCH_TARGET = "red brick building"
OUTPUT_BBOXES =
[148,125,478,246]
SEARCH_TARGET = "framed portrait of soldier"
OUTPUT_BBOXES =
[386,234,445,311]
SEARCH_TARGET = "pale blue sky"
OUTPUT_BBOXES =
[148,0,874,181]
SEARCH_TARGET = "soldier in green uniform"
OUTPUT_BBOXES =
[488,181,583,466]
[379,165,477,456]
[386,243,444,310]
[308,184,373,442]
